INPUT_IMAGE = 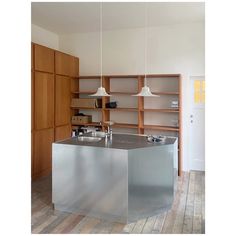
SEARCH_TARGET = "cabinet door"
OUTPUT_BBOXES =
[55,51,79,77]
[55,75,70,126]
[35,44,54,73]
[55,125,71,141]
[31,72,34,131]
[31,43,34,70]
[34,72,54,130]
[72,57,79,77]
[31,131,34,176]
[33,128,54,177]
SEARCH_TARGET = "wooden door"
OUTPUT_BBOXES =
[34,44,54,73]
[55,75,70,126]
[55,51,79,77]
[33,128,54,178]
[55,125,71,141]
[34,72,54,130]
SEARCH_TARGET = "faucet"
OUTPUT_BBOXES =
[104,121,114,140]
[105,125,112,140]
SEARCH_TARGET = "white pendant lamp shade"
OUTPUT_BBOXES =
[133,3,159,98]
[90,2,110,97]
[90,86,110,97]
[133,85,159,97]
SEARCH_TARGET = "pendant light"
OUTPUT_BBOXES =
[133,3,159,97]
[90,2,110,97]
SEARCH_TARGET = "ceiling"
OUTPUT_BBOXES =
[31,2,205,34]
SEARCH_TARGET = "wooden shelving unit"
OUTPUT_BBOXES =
[70,74,182,175]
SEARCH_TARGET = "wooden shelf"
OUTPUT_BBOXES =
[109,91,137,95]
[113,123,138,129]
[142,125,179,132]
[72,122,102,127]
[78,76,101,79]
[142,74,181,78]
[107,75,139,79]
[152,92,179,95]
[105,108,138,112]
[141,108,179,113]
[70,107,102,110]
[71,91,97,94]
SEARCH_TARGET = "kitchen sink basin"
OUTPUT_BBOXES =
[77,136,102,142]
[91,131,106,137]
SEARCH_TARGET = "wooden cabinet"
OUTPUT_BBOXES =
[34,72,54,130]
[55,51,79,77]
[32,43,79,180]
[55,125,71,141]
[35,44,54,73]
[33,128,54,177]
[55,75,71,126]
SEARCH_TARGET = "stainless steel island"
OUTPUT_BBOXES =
[52,133,178,223]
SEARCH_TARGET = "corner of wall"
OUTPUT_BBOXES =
[31,24,59,50]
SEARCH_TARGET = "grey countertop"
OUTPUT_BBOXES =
[55,133,177,150]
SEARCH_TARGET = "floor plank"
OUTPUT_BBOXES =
[182,171,195,233]
[32,215,58,234]
[50,214,83,234]
[131,218,147,233]
[39,213,69,234]
[152,212,166,233]
[110,222,125,234]
[122,222,136,233]
[141,215,156,233]
[79,217,101,234]
[172,172,189,233]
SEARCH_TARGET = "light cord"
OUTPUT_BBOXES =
[100,2,103,87]
[144,2,148,86]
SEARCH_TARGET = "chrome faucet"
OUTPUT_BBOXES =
[105,125,112,140]
[104,121,114,141]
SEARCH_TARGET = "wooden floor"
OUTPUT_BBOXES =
[31,171,205,234]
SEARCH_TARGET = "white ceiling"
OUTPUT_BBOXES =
[31,2,204,34]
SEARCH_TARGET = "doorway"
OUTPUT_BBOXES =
[189,76,205,171]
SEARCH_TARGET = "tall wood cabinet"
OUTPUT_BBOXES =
[31,43,79,180]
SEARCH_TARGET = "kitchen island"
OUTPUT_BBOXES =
[52,133,178,223]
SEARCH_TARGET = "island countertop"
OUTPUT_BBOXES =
[55,133,177,150]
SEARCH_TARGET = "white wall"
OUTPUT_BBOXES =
[58,22,205,171]
[31,24,59,50]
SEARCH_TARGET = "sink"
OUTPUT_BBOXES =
[91,131,106,137]
[77,136,102,142]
